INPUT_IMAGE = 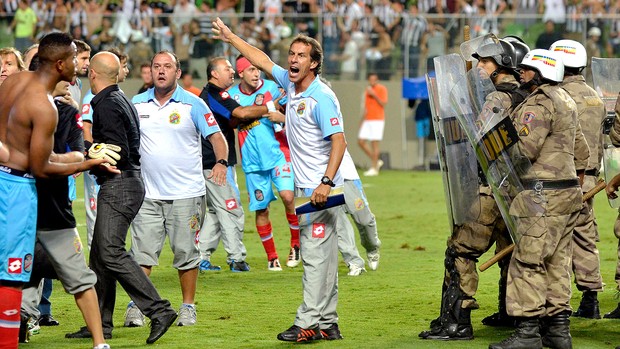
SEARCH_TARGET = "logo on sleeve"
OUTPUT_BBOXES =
[330,118,339,126]
[312,223,325,238]
[23,254,33,273]
[75,113,84,129]
[225,198,238,210]
[220,91,230,99]
[205,113,217,127]
[90,197,96,210]
[8,258,22,274]
[523,112,535,124]
[81,104,90,115]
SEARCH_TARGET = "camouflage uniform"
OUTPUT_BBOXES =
[610,93,620,292]
[560,75,605,294]
[507,84,586,318]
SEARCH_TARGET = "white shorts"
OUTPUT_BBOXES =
[358,120,385,141]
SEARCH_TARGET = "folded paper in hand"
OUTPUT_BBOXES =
[294,187,345,215]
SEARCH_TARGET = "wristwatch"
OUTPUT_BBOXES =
[216,159,228,167]
[321,175,335,187]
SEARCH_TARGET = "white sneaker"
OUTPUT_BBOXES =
[177,304,197,326]
[268,258,283,271]
[363,168,378,177]
[367,250,380,271]
[124,301,145,327]
[94,344,111,349]
[347,264,366,276]
[286,245,301,268]
[377,159,384,171]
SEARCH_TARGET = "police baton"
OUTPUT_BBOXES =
[479,178,607,272]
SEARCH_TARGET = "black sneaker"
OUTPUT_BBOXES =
[321,323,343,340]
[38,314,60,326]
[605,304,620,319]
[229,260,250,272]
[277,325,323,342]
[65,326,112,339]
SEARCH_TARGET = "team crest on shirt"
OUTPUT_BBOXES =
[205,113,217,127]
[330,118,339,126]
[312,223,325,238]
[296,102,306,116]
[519,126,530,136]
[23,254,33,273]
[225,198,238,210]
[254,189,264,201]
[74,236,83,254]
[220,91,230,99]
[254,94,265,106]
[7,257,22,274]
[81,104,90,115]
[523,112,535,124]
[354,198,365,211]
[169,111,181,124]
[189,214,200,231]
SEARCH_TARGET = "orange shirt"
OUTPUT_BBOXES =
[364,83,388,121]
[185,85,202,96]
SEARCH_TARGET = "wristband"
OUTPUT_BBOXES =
[266,100,276,112]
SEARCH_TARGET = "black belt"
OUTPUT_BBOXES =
[585,169,599,177]
[96,170,141,184]
[522,179,580,190]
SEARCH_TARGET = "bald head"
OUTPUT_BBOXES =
[89,52,120,94]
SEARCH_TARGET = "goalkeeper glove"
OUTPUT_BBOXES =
[88,143,121,165]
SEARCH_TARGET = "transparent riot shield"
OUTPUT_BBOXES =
[426,54,479,231]
[460,33,502,66]
[449,68,544,243]
[591,57,620,208]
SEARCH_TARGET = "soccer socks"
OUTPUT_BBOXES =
[286,212,300,248]
[257,223,278,261]
[0,286,22,348]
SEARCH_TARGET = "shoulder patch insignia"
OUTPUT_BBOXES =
[523,112,535,124]
[519,126,530,136]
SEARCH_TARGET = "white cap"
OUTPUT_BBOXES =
[588,27,601,37]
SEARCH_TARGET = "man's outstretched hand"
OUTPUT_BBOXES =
[212,17,233,43]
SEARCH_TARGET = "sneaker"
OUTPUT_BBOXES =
[347,264,366,276]
[177,304,197,326]
[38,314,60,326]
[363,168,378,176]
[321,323,343,340]
[287,245,301,268]
[377,159,384,171]
[28,317,40,336]
[367,250,380,271]
[268,258,282,271]
[124,301,145,327]
[229,260,251,272]
[199,259,221,271]
[604,303,620,318]
[277,325,323,342]
[94,344,111,349]
[66,326,112,339]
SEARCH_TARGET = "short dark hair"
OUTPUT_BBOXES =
[38,32,75,65]
[74,39,91,54]
[207,56,227,80]
[28,54,41,71]
[290,35,323,75]
[151,50,180,70]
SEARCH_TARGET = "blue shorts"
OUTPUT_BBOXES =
[0,170,37,282]
[416,118,431,138]
[245,160,294,211]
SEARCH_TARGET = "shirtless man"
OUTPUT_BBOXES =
[0,32,112,349]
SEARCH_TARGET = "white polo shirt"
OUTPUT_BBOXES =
[132,85,221,200]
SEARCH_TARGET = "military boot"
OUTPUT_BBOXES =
[573,291,601,319]
[420,308,474,340]
[541,311,572,349]
[488,317,542,349]
[604,302,620,319]
[482,275,516,327]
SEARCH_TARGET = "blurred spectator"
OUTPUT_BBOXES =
[90,16,116,52]
[214,0,239,28]
[401,3,427,78]
[484,0,507,35]
[294,18,316,38]
[49,0,69,32]
[330,29,359,80]
[564,0,583,41]
[132,1,154,40]
[83,0,110,41]
[373,0,396,31]
[181,71,201,96]
[366,17,393,80]
[151,16,173,52]
[339,0,363,32]
[69,0,88,38]
[137,62,153,93]
[259,0,282,30]
[421,22,447,74]
[270,20,294,67]
[188,18,211,80]
[586,26,601,85]
[173,22,191,73]
[10,0,37,52]
[321,0,339,78]
[585,0,606,46]
[535,19,563,49]
[127,31,154,76]
[2,0,18,26]
[541,0,566,32]
[608,0,620,56]
[31,0,50,34]
[172,0,198,30]
[514,0,538,32]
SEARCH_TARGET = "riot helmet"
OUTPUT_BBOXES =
[549,39,587,69]
[503,36,530,65]
[518,49,564,84]
[472,39,517,71]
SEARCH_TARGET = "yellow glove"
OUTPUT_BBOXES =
[88,143,121,165]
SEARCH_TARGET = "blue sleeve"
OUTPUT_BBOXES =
[191,97,222,138]
[313,94,343,140]
[271,65,289,88]
[81,92,94,123]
